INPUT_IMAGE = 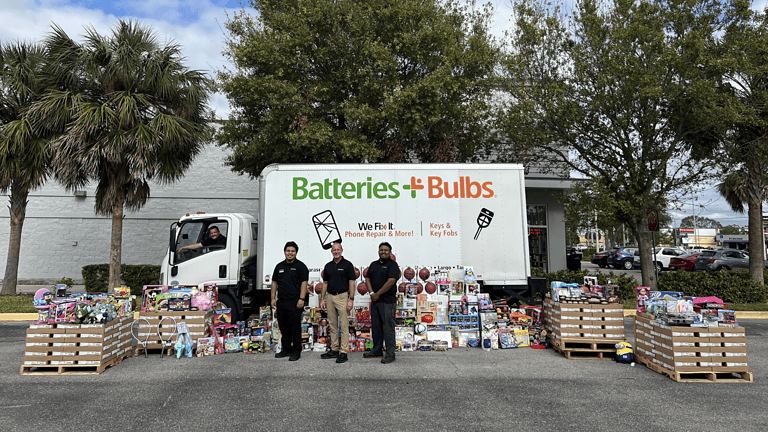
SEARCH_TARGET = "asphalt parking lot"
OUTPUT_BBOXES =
[1,318,766,432]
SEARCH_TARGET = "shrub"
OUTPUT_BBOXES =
[82,264,110,292]
[659,270,767,304]
[81,264,162,296]
[121,265,161,296]
[532,267,638,302]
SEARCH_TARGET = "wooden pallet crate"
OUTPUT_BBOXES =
[549,336,616,360]
[636,355,753,383]
[20,349,132,376]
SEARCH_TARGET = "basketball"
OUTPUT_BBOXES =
[362,267,368,278]
[354,267,361,279]
[425,282,436,294]
[398,282,408,293]
[418,267,430,281]
[415,282,423,294]
[357,282,368,296]
[404,267,416,280]
[315,282,323,294]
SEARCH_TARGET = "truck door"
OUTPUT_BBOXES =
[170,218,232,284]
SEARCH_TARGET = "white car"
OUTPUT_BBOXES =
[633,247,687,271]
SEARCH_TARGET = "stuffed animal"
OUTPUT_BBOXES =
[73,302,91,324]
[464,267,476,284]
[614,341,634,363]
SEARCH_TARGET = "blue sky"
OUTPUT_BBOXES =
[2,0,763,226]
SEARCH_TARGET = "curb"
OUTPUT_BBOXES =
[2,311,768,321]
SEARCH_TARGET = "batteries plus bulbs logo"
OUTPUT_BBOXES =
[292,175,494,200]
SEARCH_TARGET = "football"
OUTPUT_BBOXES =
[404,267,416,280]
[425,282,437,294]
[418,267,430,281]
[357,282,368,296]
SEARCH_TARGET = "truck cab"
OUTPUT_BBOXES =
[160,212,261,322]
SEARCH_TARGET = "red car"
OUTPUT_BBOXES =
[669,253,699,271]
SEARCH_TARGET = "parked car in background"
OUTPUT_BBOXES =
[590,249,612,268]
[669,253,699,271]
[606,246,636,270]
[694,249,767,271]
[566,247,582,271]
[574,244,588,251]
[633,247,687,271]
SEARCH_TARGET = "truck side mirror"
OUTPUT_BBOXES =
[169,222,178,252]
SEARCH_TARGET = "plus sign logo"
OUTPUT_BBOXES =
[402,176,424,198]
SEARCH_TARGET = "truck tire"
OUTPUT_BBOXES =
[622,260,633,270]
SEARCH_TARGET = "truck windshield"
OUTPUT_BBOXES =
[174,221,229,264]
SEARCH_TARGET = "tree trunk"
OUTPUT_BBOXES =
[109,202,124,290]
[635,220,657,290]
[747,195,764,285]
[1,183,29,296]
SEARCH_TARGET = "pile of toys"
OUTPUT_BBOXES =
[140,283,217,313]
[636,288,737,328]
[550,276,622,304]
[300,265,547,353]
[200,306,275,356]
[33,285,135,325]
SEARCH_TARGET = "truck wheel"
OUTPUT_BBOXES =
[622,260,633,270]
[217,294,240,323]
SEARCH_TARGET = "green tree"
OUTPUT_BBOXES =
[712,7,768,285]
[30,21,212,289]
[719,224,745,235]
[501,0,736,288]
[0,42,52,295]
[217,0,500,177]
[680,215,722,229]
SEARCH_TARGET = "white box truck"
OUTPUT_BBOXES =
[161,163,532,321]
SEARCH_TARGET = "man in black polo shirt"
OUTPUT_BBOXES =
[270,241,309,361]
[319,242,356,363]
[364,242,399,364]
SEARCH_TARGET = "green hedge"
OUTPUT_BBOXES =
[658,270,767,304]
[82,264,161,296]
[531,267,637,301]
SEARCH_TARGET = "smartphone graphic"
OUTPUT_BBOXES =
[312,210,342,250]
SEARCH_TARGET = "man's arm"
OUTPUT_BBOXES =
[177,242,202,252]
[319,281,329,311]
[297,281,308,309]
[347,279,355,312]
[270,280,278,310]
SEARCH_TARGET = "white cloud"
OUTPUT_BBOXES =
[0,0,249,118]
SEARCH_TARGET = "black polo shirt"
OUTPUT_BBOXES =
[366,258,399,304]
[322,257,356,295]
[272,259,309,301]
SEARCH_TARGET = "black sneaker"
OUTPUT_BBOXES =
[289,353,301,361]
[274,351,290,359]
[335,353,348,363]
[363,352,383,359]
[321,350,339,359]
[381,356,396,364]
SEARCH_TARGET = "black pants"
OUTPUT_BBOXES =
[371,301,396,358]
[276,299,303,354]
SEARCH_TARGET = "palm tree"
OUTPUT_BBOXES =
[0,42,51,295]
[717,166,768,285]
[31,20,212,289]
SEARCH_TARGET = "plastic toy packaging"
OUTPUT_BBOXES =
[175,322,194,359]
